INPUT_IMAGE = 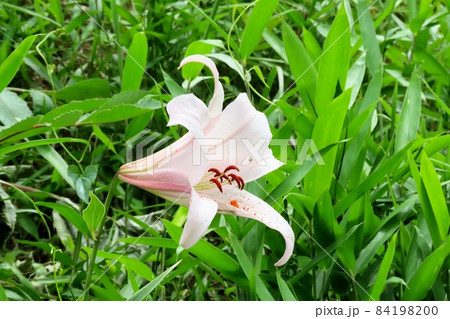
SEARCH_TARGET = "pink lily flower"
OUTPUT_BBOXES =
[119,55,294,266]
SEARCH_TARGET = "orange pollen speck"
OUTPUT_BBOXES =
[230,200,239,208]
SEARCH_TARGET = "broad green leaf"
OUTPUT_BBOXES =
[369,233,397,300]
[420,153,449,242]
[315,4,350,115]
[93,125,117,155]
[84,247,154,281]
[55,79,111,102]
[304,89,351,200]
[240,0,279,60]
[0,116,42,141]
[0,89,32,127]
[128,260,181,301]
[182,41,215,81]
[402,235,450,300]
[162,69,186,97]
[122,32,148,91]
[302,27,322,62]
[48,0,64,25]
[35,145,74,188]
[36,202,90,237]
[82,192,105,240]
[282,23,317,109]
[0,35,37,93]
[40,98,107,124]
[51,110,82,128]
[395,73,421,152]
[408,153,442,247]
[262,29,287,62]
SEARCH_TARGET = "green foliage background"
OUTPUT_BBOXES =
[0,0,449,301]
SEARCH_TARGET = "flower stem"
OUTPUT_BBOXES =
[83,175,119,300]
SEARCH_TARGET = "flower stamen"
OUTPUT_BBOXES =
[224,165,240,173]
[209,178,223,193]
[208,168,222,177]
[208,166,244,191]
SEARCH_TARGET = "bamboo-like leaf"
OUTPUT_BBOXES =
[240,0,279,60]
[0,35,37,93]
[122,32,148,91]
[127,260,182,301]
[369,233,397,300]
[420,153,449,242]
[402,235,450,301]
[315,4,350,115]
[395,73,421,152]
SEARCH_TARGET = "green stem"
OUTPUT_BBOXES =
[83,175,119,301]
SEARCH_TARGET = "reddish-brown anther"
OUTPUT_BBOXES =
[227,173,242,189]
[208,168,221,177]
[209,178,223,193]
[223,165,240,173]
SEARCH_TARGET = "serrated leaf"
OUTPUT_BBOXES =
[0,89,32,127]
[79,104,152,124]
[55,79,111,102]
[51,110,82,128]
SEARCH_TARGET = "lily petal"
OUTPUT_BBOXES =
[179,55,224,118]
[206,93,283,182]
[179,189,218,249]
[167,93,209,138]
[118,168,192,206]
[200,187,294,266]
[119,133,207,186]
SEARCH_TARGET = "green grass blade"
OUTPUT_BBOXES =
[276,271,296,301]
[369,232,397,300]
[127,260,182,301]
[304,89,351,200]
[229,233,274,301]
